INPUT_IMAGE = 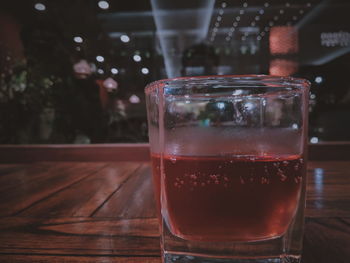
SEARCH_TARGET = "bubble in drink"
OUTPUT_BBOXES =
[151,154,304,242]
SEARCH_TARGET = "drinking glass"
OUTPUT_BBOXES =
[145,75,310,263]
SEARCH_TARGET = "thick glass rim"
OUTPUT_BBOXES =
[145,74,311,94]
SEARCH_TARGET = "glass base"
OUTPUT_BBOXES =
[164,253,301,263]
[161,216,304,263]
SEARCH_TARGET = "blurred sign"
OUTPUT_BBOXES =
[321,31,350,47]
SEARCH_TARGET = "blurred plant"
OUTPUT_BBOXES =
[0,60,65,143]
[0,61,63,107]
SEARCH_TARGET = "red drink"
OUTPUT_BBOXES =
[151,154,304,242]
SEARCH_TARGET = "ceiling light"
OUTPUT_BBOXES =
[120,35,130,43]
[141,67,149,74]
[315,76,323,83]
[73,36,83,43]
[310,137,319,144]
[96,55,104,63]
[34,3,46,11]
[133,54,141,62]
[98,0,109,10]
[111,68,119,74]
[129,94,141,104]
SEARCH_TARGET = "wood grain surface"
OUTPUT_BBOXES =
[0,161,349,262]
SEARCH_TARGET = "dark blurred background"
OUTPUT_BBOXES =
[0,0,349,144]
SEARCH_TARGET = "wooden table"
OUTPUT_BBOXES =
[0,161,349,263]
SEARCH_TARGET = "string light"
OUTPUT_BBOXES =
[211,2,226,42]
